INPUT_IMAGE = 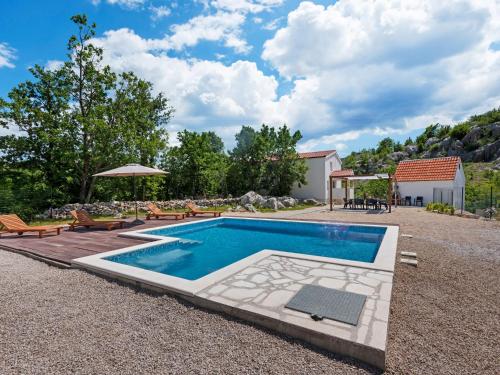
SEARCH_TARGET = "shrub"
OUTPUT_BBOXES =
[449,123,471,140]
[426,202,434,211]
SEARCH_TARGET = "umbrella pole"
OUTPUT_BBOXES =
[133,174,138,220]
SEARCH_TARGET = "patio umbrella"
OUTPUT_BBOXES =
[93,163,168,224]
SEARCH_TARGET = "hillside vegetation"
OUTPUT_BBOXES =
[343,108,500,212]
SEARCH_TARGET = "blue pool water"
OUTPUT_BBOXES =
[106,218,386,280]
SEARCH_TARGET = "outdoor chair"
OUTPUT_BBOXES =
[186,202,221,217]
[366,198,378,210]
[415,196,424,207]
[404,196,412,206]
[69,210,125,231]
[146,203,185,220]
[0,214,65,238]
[343,198,349,209]
[354,198,365,209]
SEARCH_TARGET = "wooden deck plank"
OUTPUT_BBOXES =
[0,216,206,265]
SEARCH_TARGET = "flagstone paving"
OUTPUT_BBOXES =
[197,254,393,365]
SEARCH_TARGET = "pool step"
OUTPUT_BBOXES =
[177,239,202,246]
[400,258,418,267]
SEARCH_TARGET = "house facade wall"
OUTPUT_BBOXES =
[396,163,465,208]
[291,157,327,201]
[291,152,343,202]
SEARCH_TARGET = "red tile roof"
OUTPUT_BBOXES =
[395,157,461,182]
[330,169,354,178]
[298,149,336,159]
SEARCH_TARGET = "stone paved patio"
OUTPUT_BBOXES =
[196,254,393,368]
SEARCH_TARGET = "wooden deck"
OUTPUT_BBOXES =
[0,216,207,266]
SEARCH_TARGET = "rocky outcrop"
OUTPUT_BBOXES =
[462,126,483,145]
[388,151,409,162]
[424,137,439,148]
[405,145,419,155]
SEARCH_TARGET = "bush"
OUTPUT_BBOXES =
[427,202,455,215]
[449,123,471,140]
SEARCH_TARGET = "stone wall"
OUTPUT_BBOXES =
[44,198,239,219]
[43,191,324,218]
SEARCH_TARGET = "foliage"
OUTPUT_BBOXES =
[161,131,228,199]
[228,124,307,196]
[449,123,470,140]
[0,14,173,215]
[425,202,455,215]
[463,162,499,213]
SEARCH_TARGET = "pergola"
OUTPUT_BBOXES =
[329,173,394,213]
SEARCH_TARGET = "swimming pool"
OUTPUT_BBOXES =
[105,218,386,280]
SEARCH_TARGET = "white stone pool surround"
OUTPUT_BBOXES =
[72,217,399,369]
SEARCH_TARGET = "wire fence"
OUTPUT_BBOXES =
[465,186,498,218]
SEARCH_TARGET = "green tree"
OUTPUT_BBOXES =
[162,131,228,198]
[261,125,307,196]
[228,124,306,196]
[0,14,173,213]
[0,65,75,207]
[228,126,267,194]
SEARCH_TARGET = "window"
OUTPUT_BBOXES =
[329,161,333,171]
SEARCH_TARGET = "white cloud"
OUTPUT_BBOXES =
[150,5,171,21]
[90,0,500,152]
[260,0,500,147]
[45,60,64,71]
[0,42,16,69]
[262,17,283,31]
[169,12,250,53]
[93,0,145,8]
[210,0,284,14]
[94,28,277,146]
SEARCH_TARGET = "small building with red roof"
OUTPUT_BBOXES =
[394,156,465,208]
[291,149,354,202]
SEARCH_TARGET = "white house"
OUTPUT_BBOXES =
[394,156,465,208]
[291,149,353,202]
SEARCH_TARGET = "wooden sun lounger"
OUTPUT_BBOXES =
[186,202,221,217]
[146,203,185,220]
[0,214,65,238]
[69,210,125,231]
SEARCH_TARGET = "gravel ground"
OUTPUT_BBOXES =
[0,207,499,374]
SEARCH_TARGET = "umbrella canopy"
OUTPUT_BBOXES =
[93,163,167,177]
[93,164,168,223]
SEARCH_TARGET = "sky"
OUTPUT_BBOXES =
[1,0,500,156]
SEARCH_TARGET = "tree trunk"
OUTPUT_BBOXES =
[85,175,97,203]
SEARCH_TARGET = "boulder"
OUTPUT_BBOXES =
[424,137,439,148]
[405,144,418,155]
[491,122,500,138]
[303,198,321,206]
[240,191,264,206]
[483,139,500,162]
[277,201,285,210]
[279,197,297,207]
[244,204,257,213]
[387,151,408,162]
[439,137,453,150]
[462,126,483,145]
[263,197,279,211]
